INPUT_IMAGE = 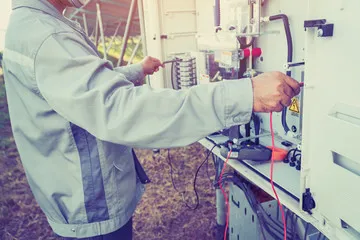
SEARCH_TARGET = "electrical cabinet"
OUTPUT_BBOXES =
[301,0,360,238]
[140,0,360,239]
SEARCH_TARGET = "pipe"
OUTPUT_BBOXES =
[214,0,221,27]
[269,14,293,133]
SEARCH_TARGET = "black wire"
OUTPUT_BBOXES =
[193,145,217,208]
[167,149,181,193]
[316,232,323,240]
[269,14,293,133]
[256,205,294,238]
[303,223,310,240]
[292,214,298,239]
[167,145,216,210]
[167,149,198,210]
[220,176,295,240]
[285,149,295,162]
[292,148,300,161]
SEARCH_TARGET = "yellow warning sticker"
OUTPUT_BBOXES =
[289,98,300,113]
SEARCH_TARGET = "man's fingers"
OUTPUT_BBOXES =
[273,104,284,112]
[280,97,292,107]
[283,76,301,95]
[152,58,162,67]
[281,84,294,99]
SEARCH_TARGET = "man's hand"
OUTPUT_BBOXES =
[252,72,301,112]
[141,56,164,76]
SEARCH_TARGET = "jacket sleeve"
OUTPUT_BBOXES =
[34,31,254,148]
[113,63,145,85]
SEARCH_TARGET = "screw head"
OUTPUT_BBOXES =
[317,29,324,37]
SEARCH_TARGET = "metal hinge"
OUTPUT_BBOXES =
[304,19,334,37]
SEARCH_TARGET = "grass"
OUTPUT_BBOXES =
[0,72,11,148]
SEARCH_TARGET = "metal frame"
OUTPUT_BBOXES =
[117,0,138,66]
[127,38,141,65]
[96,3,107,60]
[106,21,123,54]
[65,0,143,65]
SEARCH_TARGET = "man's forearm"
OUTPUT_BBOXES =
[114,63,145,86]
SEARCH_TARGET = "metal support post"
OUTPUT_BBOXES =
[68,0,92,20]
[106,21,123,54]
[137,0,148,57]
[96,3,107,60]
[215,155,226,240]
[82,13,89,36]
[127,38,142,65]
[117,0,138,66]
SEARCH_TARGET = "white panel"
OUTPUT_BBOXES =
[142,0,198,88]
[254,0,307,140]
[302,0,360,239]
[195,0,215,35]
[142,0,165,88]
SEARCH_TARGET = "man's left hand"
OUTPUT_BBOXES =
[141,56,164,76]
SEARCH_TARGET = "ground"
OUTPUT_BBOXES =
[0,72,218,240]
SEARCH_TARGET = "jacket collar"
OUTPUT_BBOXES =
[12,0,85,35]
[12,0,62,17]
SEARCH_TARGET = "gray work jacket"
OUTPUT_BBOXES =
[3,0,253,238]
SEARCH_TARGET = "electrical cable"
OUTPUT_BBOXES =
[303,223,310,240]
[193,145,217,205]
[215,173,287,239]
[259,206,294,239]
[241,180,289,240]
[167,149,199,210]
[167,146,217,210]
[218,145,232,240]
[216,176,295,240]
[269,14,293,133]
[270,112,287,240]
[292,214,298,239]
[316,233,323,240]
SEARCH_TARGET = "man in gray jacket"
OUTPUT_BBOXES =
[2,0,301,239]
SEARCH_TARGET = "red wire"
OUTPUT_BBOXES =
[218,147,232,240]
[270,112,287,240]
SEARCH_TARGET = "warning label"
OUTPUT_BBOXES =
[289,98,300,113]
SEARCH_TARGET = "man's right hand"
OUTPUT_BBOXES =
[251,72,301,112]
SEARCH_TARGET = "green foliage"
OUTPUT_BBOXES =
[97,36,144,66]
